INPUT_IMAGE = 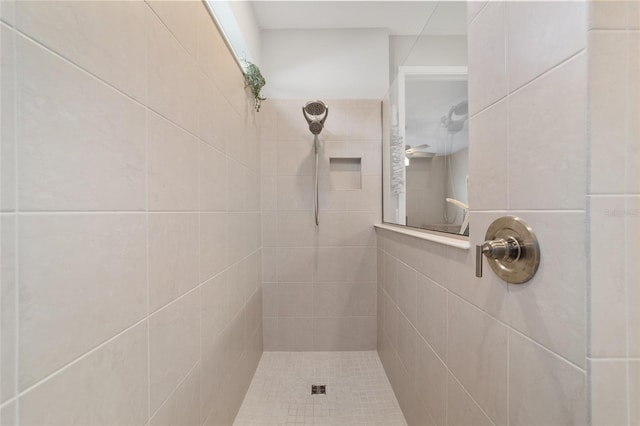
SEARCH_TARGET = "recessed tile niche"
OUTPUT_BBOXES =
[329,157,361,190]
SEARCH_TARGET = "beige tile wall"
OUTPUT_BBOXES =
[0,1,262,425]
[588,1,640,425]
[260,99,381,351]
[378,2,592,425]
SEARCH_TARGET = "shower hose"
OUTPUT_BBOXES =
[314,134,319,226]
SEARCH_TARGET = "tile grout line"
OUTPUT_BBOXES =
[623,15,631,426]
[145,100,151,424]
[12,16,21,423]
[143,19,150,419]
[0,19,3,410]
[196,75,204,426]
[505,0,511,215]
[444,289,449,426]
[504,5,511,421]
[508,48,587,97]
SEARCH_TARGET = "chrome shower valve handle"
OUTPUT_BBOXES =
[481,237,521,263]
[475,216,540,284]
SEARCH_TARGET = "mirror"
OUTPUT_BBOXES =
[383,2,469,236]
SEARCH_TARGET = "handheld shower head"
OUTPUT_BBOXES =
[303,101,328,227]
[302,100,329,135]
[442,100,468,134]
[308,121,324,135]
[304,101,327,116]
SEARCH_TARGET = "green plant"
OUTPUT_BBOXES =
[243,60,266,112]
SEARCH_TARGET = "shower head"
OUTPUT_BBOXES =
[443,100,468,134]
[451,100,468,116]
[308,121,324,135]
[302,100,329,135]
[304,101,327,116]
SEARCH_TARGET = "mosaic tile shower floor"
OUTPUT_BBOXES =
[233,351,407,426]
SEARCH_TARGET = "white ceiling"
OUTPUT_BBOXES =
[251,1,467,36]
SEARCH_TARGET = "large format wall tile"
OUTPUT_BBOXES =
[315,247,376,282]
[415,273,446,360]
[508,53,587,210]
[227,158,246,212]
[148,112,199,211]
[19,214,147,389]
[0,0,14,25]
[277,247,315,283]
[589,197,627,357]
[627,33,639,194]
[396,312,416,378]
[468,99,507,210]
[589,359,628,426]
[201,271,229,346]
[150,362,201,426]
[509,331,586,426]
[197,79,229,153]
[15,1,146,102]
[448,293,508,426]
[147,8,201,134]
[318,211,377,247]
[1,215,16,402]
[468,2,506,115]
[149,290,200,414]
[508,211,586,367]
[147,0,200,59]
[276,283,312,317]
[467,1,488,24]
[277,175,313,211]
[383,292,399,349]
[589,31,628,194]
[277,211,317,247]
[444,235,509,323]
[17,35,146,211]
[507,1,587,91]
[148,212,199,312]
[199,213,228,282]
[200,325,230,422]
[0,401,16,426]
[20,322,149,426]
[277,141,314,176]
[396,262,417,325]
[1,24,15,212]
[589,0,629,29]
[630,361,639,425]
[628,195,639,357]
[312,316,376,351]
[200,143,228,211]
[277,317,313,351]
[446,372,493,426]
[415,335,445,426]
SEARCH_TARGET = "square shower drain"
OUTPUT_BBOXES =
[311,385,326,395]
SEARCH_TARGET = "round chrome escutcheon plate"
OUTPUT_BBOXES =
[484,216,540,284]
